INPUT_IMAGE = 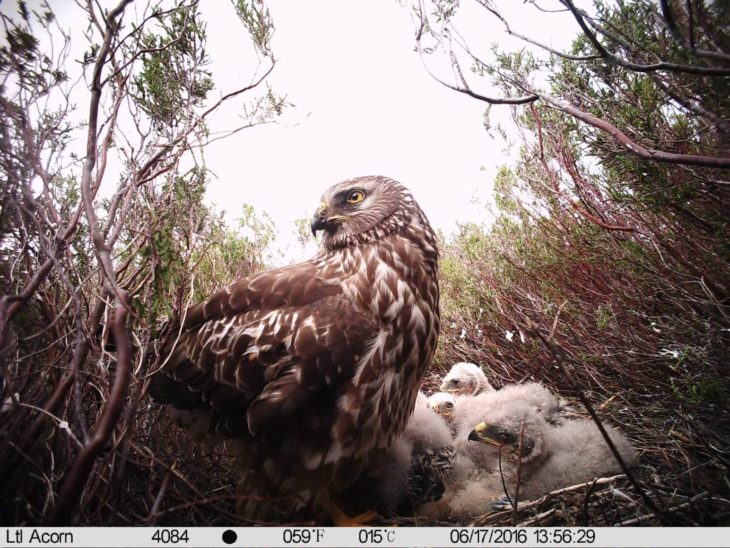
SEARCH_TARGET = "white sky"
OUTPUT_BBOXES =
[4,1,579,264]
[201,1,501,262]
[199,1,578,263]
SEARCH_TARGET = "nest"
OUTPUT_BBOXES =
[388,475,730,527]
[2,334,728,526]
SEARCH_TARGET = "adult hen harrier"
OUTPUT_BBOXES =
[150,176,440,523]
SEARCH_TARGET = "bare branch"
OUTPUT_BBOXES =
[201,61,276,120]
[543,96,730,168]
[435,76,539,105]
[49,298,130,525]
[428,64,730,168]
[659,0,730,63]
[476,0,601,62]
[49,0,133,524]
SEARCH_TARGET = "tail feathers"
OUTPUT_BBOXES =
[149,372,209,410]
[169,408,224,447]
[233,460,310,524]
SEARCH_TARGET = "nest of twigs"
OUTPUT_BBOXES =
[108,374,730,527]
[386,475,730,527]
[2,335,728,526]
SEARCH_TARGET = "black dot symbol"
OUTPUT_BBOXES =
[222,529,237,545]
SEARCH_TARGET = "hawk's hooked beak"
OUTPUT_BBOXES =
[311,202,329,236]
[468,422,493,443]
[468,422,534,457]
[468,422,509,447]
[311,217,327,237]
[440,379,461,393]
[311,201,347,236]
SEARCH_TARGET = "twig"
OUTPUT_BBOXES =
[145,464,174,525]
[524,318,676,525]
[561,0,730,75]
[49,0,134,525]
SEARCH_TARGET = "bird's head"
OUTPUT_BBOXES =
[468,422,535,458]
[466,401,545,463]
[427,391,456,419]
[441,362,490,395]
[311,176,416,249]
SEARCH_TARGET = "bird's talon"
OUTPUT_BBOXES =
[491,495,514,511]
[325,501,379,527]
[337,509,379,527]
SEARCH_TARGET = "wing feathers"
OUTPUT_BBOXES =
[246,362,322,435]
[181,262,338,330]
[152,262,379,440]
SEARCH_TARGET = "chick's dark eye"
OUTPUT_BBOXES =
[346,190,365,204]
[501,431,518,444]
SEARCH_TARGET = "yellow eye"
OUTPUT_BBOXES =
[346,190,365,204]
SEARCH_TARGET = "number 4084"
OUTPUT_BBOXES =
[152,529,189,543]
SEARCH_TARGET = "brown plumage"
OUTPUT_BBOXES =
[149,176,440,522]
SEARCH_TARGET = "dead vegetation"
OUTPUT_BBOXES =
[1,0,728,527]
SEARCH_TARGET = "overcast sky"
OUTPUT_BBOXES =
[5,1,578,263]
[198,1,578,262]
[200,1,495,262]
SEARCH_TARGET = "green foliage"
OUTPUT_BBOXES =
[0,2,66,94]
[493,165,520,216]
[430,1,730,503]
[293,214,315,247]
[233,0,273,54]
[121,168,275,323]
[594,303,613,330]
[439,252,484,317]
[192,208,273,302]
[671,375,729,407]
[133,4,214,131]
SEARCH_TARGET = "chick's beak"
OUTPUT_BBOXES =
[468,422,487,442]
[469,422,505,446]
